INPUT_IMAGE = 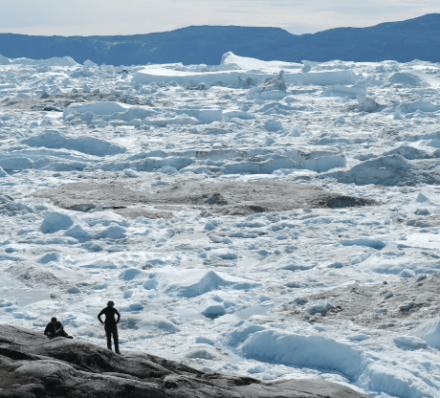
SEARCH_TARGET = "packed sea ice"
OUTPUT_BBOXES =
[2,51,440,397]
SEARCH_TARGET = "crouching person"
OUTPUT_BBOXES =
[44,317,73,339]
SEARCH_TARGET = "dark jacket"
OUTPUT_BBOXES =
[44,321,63,336]
[98,307,120,327]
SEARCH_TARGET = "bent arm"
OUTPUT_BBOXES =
[115,309,121,324]
[98,310,104,324]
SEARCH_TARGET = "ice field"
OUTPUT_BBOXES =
[2,51,440,397]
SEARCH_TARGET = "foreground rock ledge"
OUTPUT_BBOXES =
[0,325,370,398]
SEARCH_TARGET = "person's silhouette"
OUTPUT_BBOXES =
[98,301,121,354]
[44,317,72,339]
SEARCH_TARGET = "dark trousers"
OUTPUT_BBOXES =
[105,325,119,353]
[47,329,68,339]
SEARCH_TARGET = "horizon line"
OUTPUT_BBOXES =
[0,12,437,39]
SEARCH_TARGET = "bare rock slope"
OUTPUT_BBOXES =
[0,325,370,398]
[280,274,440,331]
[32,180,378,218]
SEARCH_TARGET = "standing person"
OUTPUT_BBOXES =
[98,301,121,354]
[44,317,73,339]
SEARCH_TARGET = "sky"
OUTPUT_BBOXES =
[0,0,439,36]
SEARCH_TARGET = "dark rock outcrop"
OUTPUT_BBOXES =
[0,324,370,398]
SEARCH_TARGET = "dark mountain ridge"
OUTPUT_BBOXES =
[0,13,439,65]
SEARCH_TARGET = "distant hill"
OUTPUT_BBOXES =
[0,14,440,65]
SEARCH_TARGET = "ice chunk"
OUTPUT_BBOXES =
[24,130,126,157]
[400,269,415,278]
[265,136,275,146]
[204,221,218,231]
[416,192,429,203]
[223,110,256,120]
[323,84,366,99]
[366,362,437,398]
[301,60,313,73]
[260,70,287,91]
[264,119,283,132]
[40,212,74,233]
[119,269,146,281]
[321,155,412,186]
[394,107,403,120]
[287,128,301,137]
[10,56,78,67]
[227,323,266,346]
[186,348,217,360]
[64,102,131,118]
[124,169,139,178]
[357,95,380,112]
[347,334,370,342]
[399,99,440,114]
[142,269,260,298]
[0,157,33,171]
[105,226,126,239]
[37,253,60,264]
[59,312,97,328]
[92,284,108,291]
[0,299,13,308]
[399,301,415,311]
[339,238,386,249]
[0,54,10,65]
[136,315,180,334]
[136,156,194,172]
[389,72,422,86]
[241,330,362,377]
[157,166,177,174]
[394,336,427,350]
[248,87,287,100]
[134,63,356,87]
[306,301,335,316]
[209,249,238,260]
[203,127,230,135]
[204,194,226,205]
[201,300,226,317]
[285,70,357,86]
[414,318,440,349]
[64,225,91,242]
[144,115,199,126]
[172,271,234,296]
[128,302,143,311]
[66,102,222,125]
[83,59,98,67]
[195,336,215,345]
[219,52,301,72]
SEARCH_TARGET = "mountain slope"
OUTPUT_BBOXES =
[0,13,439,65]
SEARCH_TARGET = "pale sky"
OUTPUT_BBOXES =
[0,0,438,36]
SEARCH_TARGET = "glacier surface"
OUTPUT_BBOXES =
[2,51,440,398]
